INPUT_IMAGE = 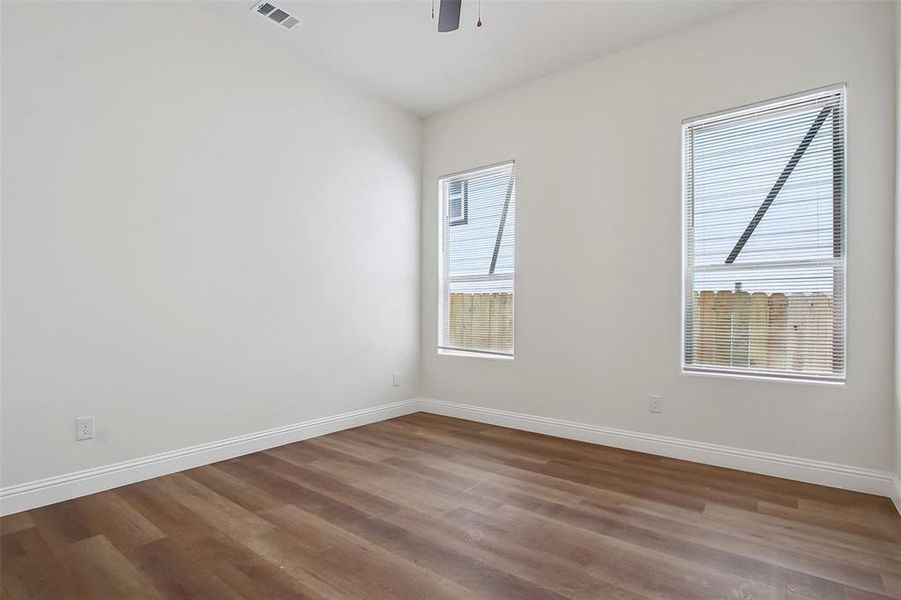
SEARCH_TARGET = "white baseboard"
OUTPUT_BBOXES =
[0,399,419,516]
[891,475,901,515]
[2,397,898,517]
[418,398,900,508]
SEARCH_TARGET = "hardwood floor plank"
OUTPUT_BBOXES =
[448,504,783,600]
[71,490,166,552]
[242,528,362,599]
[341,511,569,599]
[0,513,35,538]
[243,452,400,518]
[518,490,892,598]
[126,537,243,599]
[116,479,225,544]
[187,534,329,600]
[576,496,889,594]
[0,527,85,600]
[259,504,474,599]
[699,504,901,575]
[55,535,162,599]
[213,458,377,530]
[382,506,649,600]
[265,438,352,465]
[151,472,276,541]
[27,502,93,547]
[180,463,285,514]
[759,501,900,543]
[302,455,502,517]
[883,574,901,598]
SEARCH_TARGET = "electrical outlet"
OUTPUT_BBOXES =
[392,372,400,387]
[76,416,95,441]
[648,394,663,414]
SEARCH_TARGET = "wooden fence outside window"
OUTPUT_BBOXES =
[448,293,513,353]
[691,290,835,375]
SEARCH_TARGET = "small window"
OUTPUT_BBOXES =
[439,162,516,357]
[683,85,846,381]
[447,180,468,226]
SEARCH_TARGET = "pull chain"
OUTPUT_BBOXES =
[477,0,482,27]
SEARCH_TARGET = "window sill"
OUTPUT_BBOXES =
[682,367,845,386]
[438,349,514,361]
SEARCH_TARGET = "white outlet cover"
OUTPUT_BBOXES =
[76,416,95,441]
[392,372,400,387]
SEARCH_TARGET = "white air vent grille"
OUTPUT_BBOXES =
[252,2,300,30]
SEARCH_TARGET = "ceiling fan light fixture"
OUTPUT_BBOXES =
[437,0,462,32]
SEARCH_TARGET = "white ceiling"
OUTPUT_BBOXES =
[207,0,749,116]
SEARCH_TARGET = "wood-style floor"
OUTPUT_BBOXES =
[2,413,900,599]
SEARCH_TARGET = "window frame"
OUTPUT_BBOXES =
[681,84,847,383]
[437,160,517,359]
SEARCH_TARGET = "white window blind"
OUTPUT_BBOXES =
[683,85,846,381]
[439,161,516,357]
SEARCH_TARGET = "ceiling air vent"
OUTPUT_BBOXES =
[252,2,300,30]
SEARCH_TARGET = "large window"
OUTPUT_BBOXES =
[683,86,846,381]
[439,161,516,357]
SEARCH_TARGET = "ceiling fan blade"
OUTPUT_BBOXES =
[437,0,461,32]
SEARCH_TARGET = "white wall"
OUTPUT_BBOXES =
[0,1,421,487]
[895,0,901,480]
[422,1,896,471]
